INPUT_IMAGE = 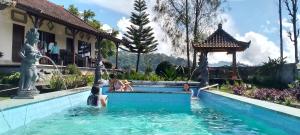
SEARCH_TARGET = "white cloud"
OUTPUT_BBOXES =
[206,14,295,65]
[78,0,135,15]
[117,17,131,32]
[237,32,283,65]
[207,31,294,66]
[81,0,297,65]
[116,16,172,55]
[102,24,113,33]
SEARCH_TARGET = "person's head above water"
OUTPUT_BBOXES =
[91,86,100,95]
[183,83,190,91]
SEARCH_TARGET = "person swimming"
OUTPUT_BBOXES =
[87,86,107,107]
[183,83,197,98]
[109,74,125,91]
[123,80,133,91]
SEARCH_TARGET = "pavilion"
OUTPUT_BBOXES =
[193,24,250,85]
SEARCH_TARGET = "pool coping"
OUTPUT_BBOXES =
[0,86,91,111]
[130,80,200,86]
[204,90,300,118]
[109,91,191,94]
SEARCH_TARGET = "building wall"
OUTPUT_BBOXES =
[0,7,97,63]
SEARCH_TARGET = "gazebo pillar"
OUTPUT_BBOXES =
[115,42,120,69]
[232,51,238,80]
[198,51,209,87]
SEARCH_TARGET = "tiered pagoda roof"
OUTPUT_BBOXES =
[193,24,250,52]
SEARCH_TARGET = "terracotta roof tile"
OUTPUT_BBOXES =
[16,0,97,34]
[194,24,250,52]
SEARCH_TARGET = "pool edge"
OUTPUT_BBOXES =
[203,90,300,118]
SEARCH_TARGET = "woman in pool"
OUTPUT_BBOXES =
[109,74,125,91]
[123,80,133,91]
[87,86,107,107]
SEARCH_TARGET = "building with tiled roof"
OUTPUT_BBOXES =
[0,0,123,68]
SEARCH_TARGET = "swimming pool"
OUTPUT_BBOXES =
[1,86,300,135]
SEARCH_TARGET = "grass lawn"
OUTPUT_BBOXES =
[0,97,9,101]
[219,86,233,94]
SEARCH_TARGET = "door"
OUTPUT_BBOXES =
[12,24,25,62]
[65,38,74,65]
[66,38,74,53]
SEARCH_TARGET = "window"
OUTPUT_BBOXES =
[78,40,91,57]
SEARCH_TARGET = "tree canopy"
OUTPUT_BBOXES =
[154,0,225,71]
[67,4,117,60]
[122,0,158,72]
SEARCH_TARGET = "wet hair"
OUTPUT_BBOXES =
[91,86,99,95]
[183,83,190,86]
[183,83,190,91]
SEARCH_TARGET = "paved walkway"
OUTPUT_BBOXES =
[208,90,300,118]
[0,87,90,110]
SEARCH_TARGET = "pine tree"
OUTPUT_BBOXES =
[122,0,158,72]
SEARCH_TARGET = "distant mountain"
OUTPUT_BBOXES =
[107,52,249,72]
[209,61,231,67]
[108,51,188,72]
[209,61,250,67]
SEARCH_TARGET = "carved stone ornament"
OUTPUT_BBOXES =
[86,34,91,41]
[47,21,54,31]
[79,32,84,39]
[11,9,27,24]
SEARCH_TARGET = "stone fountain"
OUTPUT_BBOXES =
[14,28,43,99]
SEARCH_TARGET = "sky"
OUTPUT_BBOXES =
[49,0,298,66]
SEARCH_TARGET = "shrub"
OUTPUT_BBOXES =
[83,74,94,86]
[1,72,20,86]
[155,61,173,76]
[144,73,161,82]
[163,67,177,81]
[49,73,65,90]
[254,57,287,89]
[50,74,89,90]
[232,85,246,95]
[66,64,81,75]
[145,66,153,75]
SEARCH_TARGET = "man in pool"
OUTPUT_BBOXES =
[87,86,107,107]
[183,83,197,99]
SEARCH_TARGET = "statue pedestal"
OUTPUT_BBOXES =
[14,89,40,99]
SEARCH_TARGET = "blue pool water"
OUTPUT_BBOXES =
[1,86,299,135]
[3,100,290,135]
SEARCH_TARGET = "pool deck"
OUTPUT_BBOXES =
[0,87,90,110]
[206,90,300,118]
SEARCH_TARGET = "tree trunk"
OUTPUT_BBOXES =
[192,0,200,71]
[279,0,283,61]
[185,0,190,76]
[293,12,298,63]
[115,43,119,69]
[136,52,141,72]
[192,49,197,70]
